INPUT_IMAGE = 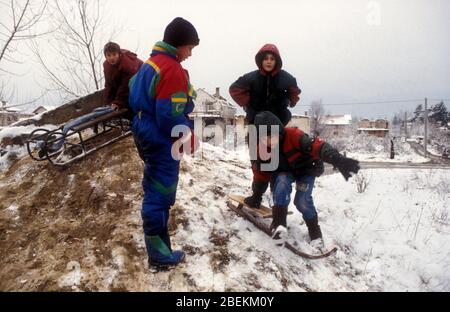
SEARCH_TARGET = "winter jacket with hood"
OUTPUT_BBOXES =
[103,49,144,108]
[128,41,196,145]
[229,44,301,125]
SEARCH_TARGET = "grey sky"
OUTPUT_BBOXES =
[3,0,450,118]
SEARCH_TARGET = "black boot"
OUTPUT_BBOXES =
[304,215,322,241]
[244,181,269,209]
[270,205,288,230]
[244,193,262,208]
[270,205,288,245]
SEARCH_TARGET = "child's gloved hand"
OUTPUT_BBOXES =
[334,155,360,181]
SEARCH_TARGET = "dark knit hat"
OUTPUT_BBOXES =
[254,111,285,138]
[163,17,200,48]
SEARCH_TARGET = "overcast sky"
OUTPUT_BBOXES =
[3,0,450,118]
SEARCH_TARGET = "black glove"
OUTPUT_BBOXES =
[334,155,360,181]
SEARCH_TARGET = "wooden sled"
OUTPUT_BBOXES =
[227,194,293,219]
[227,194,338,260]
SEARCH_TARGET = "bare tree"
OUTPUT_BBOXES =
[32,0,121,100]
[0,80,17,105]
[0,0,49,105]
[309,99,325,136]
[0,0,48,70]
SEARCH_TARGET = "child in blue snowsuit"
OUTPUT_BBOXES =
[128,17,199,268]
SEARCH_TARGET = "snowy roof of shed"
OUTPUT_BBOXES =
[321,114,352,125]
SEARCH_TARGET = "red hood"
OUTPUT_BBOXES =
[118,49,142,70]
[255,43,282,75]
[119,49,138,61]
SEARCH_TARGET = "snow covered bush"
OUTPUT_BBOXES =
[354,171,370,193]
[325,131,389,154]
[429,126,450,155]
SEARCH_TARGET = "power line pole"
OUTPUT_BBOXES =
[424,98,428,156]
[404,111,408,138]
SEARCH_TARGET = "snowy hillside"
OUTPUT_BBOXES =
[0,138,448,291]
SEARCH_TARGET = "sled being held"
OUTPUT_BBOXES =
[26,107,132,166]
[227,194,338,260]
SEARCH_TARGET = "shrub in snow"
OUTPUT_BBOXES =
[354,171,370,193]
[429,126,450,155]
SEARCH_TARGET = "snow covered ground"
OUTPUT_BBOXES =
[0,144,29,171]
[0,138,448,291]
[312,168,449,291]
[176,144,449,291]
[0,124,58,170]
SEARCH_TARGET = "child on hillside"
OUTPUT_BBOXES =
[128,17,200,269]
[251,111,360,248]
[103,42,143,119]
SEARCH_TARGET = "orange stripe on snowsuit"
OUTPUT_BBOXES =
[152,46,167,53]
[145,60,161,73]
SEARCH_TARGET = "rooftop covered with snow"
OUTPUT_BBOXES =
[321,114,352,126]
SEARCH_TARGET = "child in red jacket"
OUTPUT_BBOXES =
[252,111,360,248]
[103,42,143,114]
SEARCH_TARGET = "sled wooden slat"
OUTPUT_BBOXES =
[228,194,294,219]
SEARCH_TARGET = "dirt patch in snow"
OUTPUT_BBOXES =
[209,229,230,273]
[0,137,147,291]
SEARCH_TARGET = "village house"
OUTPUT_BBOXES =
[192,88,236,140]
[288,113,311,134]
[235,114,246,128]
[32,105,56,115]
[357,118,390,137]
[0,101,34,127]
[235,113,310,133]
[320,114,353,137]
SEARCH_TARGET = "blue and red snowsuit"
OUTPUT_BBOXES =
[128,41,196,241]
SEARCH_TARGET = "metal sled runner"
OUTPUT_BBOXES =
[227,194,338,260]
[26,108,132,166]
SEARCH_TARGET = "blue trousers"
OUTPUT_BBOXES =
[134,135,180,237]
[271,173,318,221]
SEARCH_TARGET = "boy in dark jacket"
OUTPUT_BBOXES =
[252,111,360,248]
[129,17,199,269]
[229,44,301,209]
[103,42,143,114]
